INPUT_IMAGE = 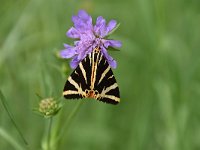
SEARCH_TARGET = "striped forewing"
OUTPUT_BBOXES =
[63,49,120,104]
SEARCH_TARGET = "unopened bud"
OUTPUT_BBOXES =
[38,98,60,117]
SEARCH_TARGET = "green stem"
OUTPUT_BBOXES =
[47,117,53,150]
[42,117,53,150]
[54,101,83,148]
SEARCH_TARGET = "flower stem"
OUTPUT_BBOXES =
[53,101,83,148]
[47,117,53,150]
[42,117,53,150]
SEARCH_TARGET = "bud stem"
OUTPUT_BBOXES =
[47,117,53,150]
[53,101,83,148]
[42,117,53,150]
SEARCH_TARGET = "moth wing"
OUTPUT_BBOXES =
[94,52,120,104]
[63,57,90,99]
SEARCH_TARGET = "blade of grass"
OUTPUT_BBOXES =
[0,127,25,150]
[0,90,28,146]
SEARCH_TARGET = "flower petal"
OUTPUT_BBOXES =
[78,10,93,29]
[77,45,93,60]
[77,50,85,60]
[87,46,93,54]
[72,16,81,27]
[70,56,80,69]
[80,30,95,42]
[61,10,121,69]
[101,47,117,68]
[108,59,117,69]
[60,48,76,58]
[103,40,122,48]
[106,20,117,33]
[94,16,107,37]
[67,27,80,38]
[74,41,80,46]
[72,10,92,32]
[78,10,91,21]
[64,43,73,49]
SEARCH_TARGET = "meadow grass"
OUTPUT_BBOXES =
[1,0,200,150]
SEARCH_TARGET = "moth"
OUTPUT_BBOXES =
[63,47,120,104]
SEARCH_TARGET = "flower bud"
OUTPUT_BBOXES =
[38,98,60,118]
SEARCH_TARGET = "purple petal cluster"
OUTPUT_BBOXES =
[60,10,122,69]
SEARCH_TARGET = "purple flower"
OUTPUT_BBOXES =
[60,10,122,69]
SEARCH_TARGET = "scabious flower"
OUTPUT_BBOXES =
[60,10,122,69]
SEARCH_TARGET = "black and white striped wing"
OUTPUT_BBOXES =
[62,63,89,99]
[63,50,120,105]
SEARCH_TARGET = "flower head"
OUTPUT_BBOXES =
[38,98,61,118]
[60,10,122,69]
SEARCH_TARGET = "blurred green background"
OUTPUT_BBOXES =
[1,0,200,150]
